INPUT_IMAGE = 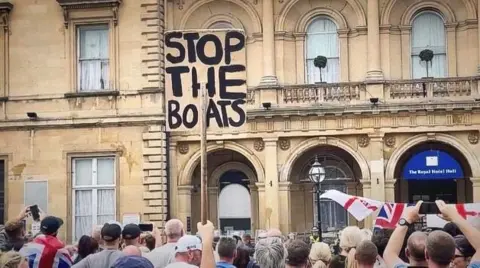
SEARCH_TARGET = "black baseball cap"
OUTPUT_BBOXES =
[101,223,122,242]
[454,235,475,257]
[40,216,63,235]
[122,224,141,240]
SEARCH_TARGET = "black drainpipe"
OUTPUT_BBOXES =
[166,130,171,220]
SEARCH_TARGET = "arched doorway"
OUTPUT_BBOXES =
[394,142,473,203]
[190,149,258,234]
[218,171,251,232]
[289,145,363,233]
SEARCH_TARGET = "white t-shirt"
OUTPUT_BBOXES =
[165,262,198,268]
[145,243,176,268]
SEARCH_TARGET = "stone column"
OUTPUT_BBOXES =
[399,26,412,79]
[177,185,193,229]
[338,29,350,82]
[249,184,260,232]
[166,0,174,30]
[208,187,218,226]
[255,183,266,230]
[446,23,458,77]
[278,182,292,233]
[361,179,373,229]
[263,138,280,229]
[169,141,178,218]
[366,0,384,80]
[385,179,395,202]
[471,177,480,202]
[368,133,386,201]
[259,0,278,86]
[478,0,480,74]
[346,182,359,226]
[294,33,306,84]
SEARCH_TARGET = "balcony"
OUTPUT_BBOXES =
[246,76,479,111]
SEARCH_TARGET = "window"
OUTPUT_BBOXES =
[306,17,339,83]
[24,181,48,214]
[313,166,349,231]
[411,12,446,78]
[77,25,110,91]
[209,21,234,29]
[72,157,115,241]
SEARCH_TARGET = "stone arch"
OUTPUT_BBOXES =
[210,162,256,187]
[200,14,245,30]
[400,1,455,25]
[295,7,348,32]
[385,133,480,180]
[280,137,371,182]
[179,0,262,33]
[179,141,265,186]
[276,0,366,31]
[380,0,473,25]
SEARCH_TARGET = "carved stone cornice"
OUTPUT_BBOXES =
[0,2,13,32]
[56,0,122,28]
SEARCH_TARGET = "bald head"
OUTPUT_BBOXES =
[91,225,103,245]
[426,231,455,266]
[266,228,282,238]
[406,231,427,261]
[165,219,184,241]
[123,245,142,256]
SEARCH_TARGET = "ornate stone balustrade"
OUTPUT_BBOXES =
[280,83,364,106]
[386,77,479,100]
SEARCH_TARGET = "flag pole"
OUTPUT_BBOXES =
[200,83,208,225]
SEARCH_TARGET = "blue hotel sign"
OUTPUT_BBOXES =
[402,150,464,180]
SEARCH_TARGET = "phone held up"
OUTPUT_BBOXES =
[29,205,40,221]
[418,202,441,215]
[139,223,154,232]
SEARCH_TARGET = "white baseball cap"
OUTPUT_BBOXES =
[175,235,202,253]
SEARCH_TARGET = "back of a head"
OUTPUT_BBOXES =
[217,237,237,259]
[329,255,346,268]
[123,245,142,256]
[113,255,154,268]
[371,229,393,257]
[78,235,99,258]
[406,231,427,262]
[0,251,24,268]
[443,222,462,237]
[285,239,310,268]
[340,226,362,268]
[255,237,286,268]
[361,229,373,241]
[4,220,23,238]
[144,234,156,251]
[309,242,332,264]
[426,230,456,266]
[355,240,378,267]
[165,219,183,240]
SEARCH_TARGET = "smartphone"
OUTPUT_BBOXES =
[139,223,153,232]
[29,205,40,221]
[419,202,440,214]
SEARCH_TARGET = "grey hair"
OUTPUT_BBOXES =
[165,219,184,239]
[255,237,286,268]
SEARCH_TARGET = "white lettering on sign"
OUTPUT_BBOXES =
[408,169,457,175]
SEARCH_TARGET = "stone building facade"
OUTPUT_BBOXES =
[167,0,480,234]
[0,0,167,242]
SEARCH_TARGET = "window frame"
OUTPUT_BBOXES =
[410,10,447,78]
[76,24,111,92]
[304,16,340,84]
[71,156,117,242]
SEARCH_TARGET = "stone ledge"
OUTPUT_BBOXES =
[64,90,120,98]
[144,206,166,214]
[56,0,121,9]
[143,176,165,184]
[143,162,167,170]
[143,192,167,200]
[142,132,166,141]
[146,170,166,176]
[142,147,166,156]
[148,184,167,191]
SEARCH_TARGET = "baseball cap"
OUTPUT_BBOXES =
[122,224,141,240]
[40,216,64,235]
[112,256,154,268]
[454,235,475,257]
[101,222,122,242]
[175,235,202,253]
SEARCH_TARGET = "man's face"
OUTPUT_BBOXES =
[188,250,202,266]
[312,231,319,237]
[450,248,469,268]
[243,236,251,243]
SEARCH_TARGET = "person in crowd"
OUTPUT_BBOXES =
[452,235,476,268]
[112,255,154,268]
[144,233,156,252]
[216,237,237,268]
[165,235,202,268]
[371,229,393,268]
[146,219,184,268]
[197,221,215,268]
[310,227,321,244]
[123,245,142,256]
[21,216,73,267]
[384,201,429,268]
[309,242,331,268]
[91,225,104,251]
[72,222,125,268]
[355,240,378,268]
[0,207,29,252]
[242,234,255,256]
[254,236,285,268]
[339,226,363,268]
[444,222,463,237]
[122,224,150,254]
[233,246,251,268]
[361,229,373,241]
[0,251,29,268]
[73,235,99,264]
[328,255,345,268]
[265,229,284,240]
[285,239,310,268]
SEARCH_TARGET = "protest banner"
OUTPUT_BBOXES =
[165,29,247,132]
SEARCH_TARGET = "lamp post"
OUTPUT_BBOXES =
[309,156,326,241]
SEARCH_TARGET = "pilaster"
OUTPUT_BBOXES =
[250,183,261,232]
[177,185,193,229]
[293,33,306,84]
[263,138,280,229]
[366,0,384,80]
[478,0,480,74]
[278,181,292,233]
[368,133,386,202]
[259,0,278,87]
[338,29,350,82]
[207,187,218,225]
[385,179,395,202]
[142,125,168,227]
[169,141,178,218]
[446,23,458,77]
[399,26,412,79]
[471,177,480,202]
[141,0,163,90]
[0,2,13,98]
[255,182,266,230]
[360,179,373,229]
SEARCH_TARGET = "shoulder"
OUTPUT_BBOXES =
[468,262,480,268]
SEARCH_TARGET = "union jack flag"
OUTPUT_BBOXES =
[374,203,410,229]
[20,238,72,268]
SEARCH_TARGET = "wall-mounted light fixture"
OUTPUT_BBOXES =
[26,112,38,120]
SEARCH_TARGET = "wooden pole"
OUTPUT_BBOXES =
[200,83,208,224]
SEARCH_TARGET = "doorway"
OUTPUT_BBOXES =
[408,180,457,203]
[218,171,251,233]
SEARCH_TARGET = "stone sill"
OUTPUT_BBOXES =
[138,88,163,94]
[56,0,121,9]
[64,90,120,98]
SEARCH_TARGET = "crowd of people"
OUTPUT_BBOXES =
[0,200,478,268]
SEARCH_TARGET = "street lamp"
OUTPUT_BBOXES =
[308,156,326,240]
